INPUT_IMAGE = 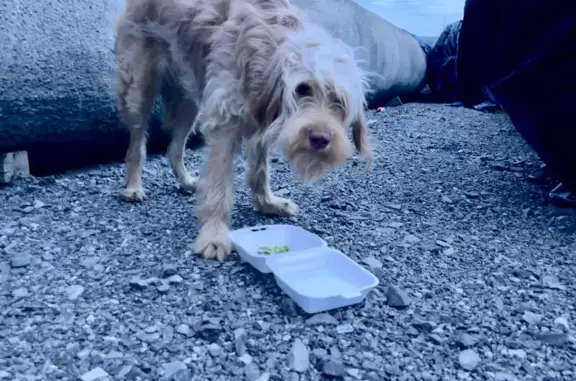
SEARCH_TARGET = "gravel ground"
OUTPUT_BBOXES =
[1,103,575,381]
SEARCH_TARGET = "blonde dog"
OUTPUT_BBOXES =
[114,0,372,261]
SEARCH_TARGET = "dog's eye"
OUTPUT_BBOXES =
[295,83,312,98]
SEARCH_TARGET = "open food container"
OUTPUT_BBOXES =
[229,224,380,314]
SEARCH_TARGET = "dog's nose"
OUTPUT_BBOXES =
[308,130,331,150]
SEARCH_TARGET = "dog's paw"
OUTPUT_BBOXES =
[178,175,198,193]
[122,187,146,202]
[255,195,299,217]
[191,224,232,261]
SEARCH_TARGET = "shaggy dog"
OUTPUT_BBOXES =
[114,0,373,261]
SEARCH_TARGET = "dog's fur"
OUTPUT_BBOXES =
[114,0,373,261]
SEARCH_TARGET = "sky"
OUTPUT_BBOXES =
[353,0,465,37]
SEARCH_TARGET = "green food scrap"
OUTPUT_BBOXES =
[257,245,290,255]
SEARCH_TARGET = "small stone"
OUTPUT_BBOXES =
[12,287,29,299]
[170,369,192,381]
[116,365,133,379]
[157,282,171,293]
[522,311,542,325]
[162,264,178,278]
[554,317,569,332]
[321,358,345,378]
[10,253,31,268]
[458,349,480,371]
[129,276,148,290]
[454,331,478,348]
[81,367,110,381]
[537,332,569,346]
[336,323,354,334]
[176,324,192,336]
[106,350,124,359]
[33,200,46,208]
[306,313,339,326]
[362,256,383,270]
[346,368,360,378]
[411,320,436,333]
[77,348,91,359]
[0,371,10,380]
[385,285,411,308]
[162,361,188,379]
[65,285,85,300]
[135,330,161,343]
[80,256,100,268]
[244,362,261,380]
[403,234,420,244]
[254,372,270,381]
[287,338,310,372]
[166,274,184,284]
[541,275,565,290]
[194,321,222,342]
[238,353,253,365]
[208,343,222,357]
[507,349,526,360]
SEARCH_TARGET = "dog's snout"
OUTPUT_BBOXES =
[308,130,331,150]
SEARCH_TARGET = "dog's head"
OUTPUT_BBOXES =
[246,22,372,183]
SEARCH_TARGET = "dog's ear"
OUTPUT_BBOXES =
[352,111,373,163]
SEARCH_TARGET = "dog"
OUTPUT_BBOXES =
[113,0,373,261]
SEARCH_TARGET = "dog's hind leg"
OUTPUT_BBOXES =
[115,37,158,202]
[161,82,199,192]
[191,118,241,261]
[244,136,298,216]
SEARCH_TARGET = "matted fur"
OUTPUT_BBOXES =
[114,0,373,261]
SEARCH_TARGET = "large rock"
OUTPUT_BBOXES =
[293,0,428,107]
[0,0,426,174]
[0,0,186,175]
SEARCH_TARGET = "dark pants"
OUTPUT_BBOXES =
[457,0,576,192]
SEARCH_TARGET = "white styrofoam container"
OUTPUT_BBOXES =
[229,224,327,273]
[229,224,380,314]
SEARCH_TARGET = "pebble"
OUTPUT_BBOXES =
[287,338,310,372]
[166,274,184,284]
[507,349,526,360]
[403,234,420,244]
[80,367,109,381]
[244,362,261,380]
[10,253,31,268]
[208,343,222,357]
[170,369,192,381]
[12,287,29,299]
[162,361,188,379]
[136,330,161,343]
[65,285,85,300]
[128,276,148,290]
[458,349,480,371]
[537,332,569,346]
[321,358,345,378]
[162,264,178,278]
[362,256,383,270]
[157,282,171,293]
[554,317,569,332]
[454,331,477,348]
[254,372,270,381]
[336,323,354,334]
[306,313,339,326]
[238,353,253,365]
[176,324,192,336]
[385,285,411,308]
[522,311,542,325]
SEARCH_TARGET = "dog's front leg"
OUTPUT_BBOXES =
[245,136,298,217]
[192,129,239,261]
